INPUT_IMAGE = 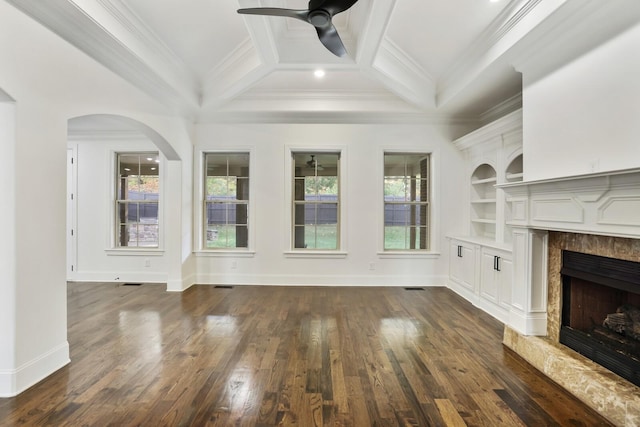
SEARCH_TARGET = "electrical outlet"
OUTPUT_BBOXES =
[231,260,237,269]
[144,258,151,268]
[369,262,375,271]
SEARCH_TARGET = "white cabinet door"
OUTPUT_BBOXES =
[480,250,499,303]
[498,256,513,310]
[480,247,512,310]
[450,241,476,291]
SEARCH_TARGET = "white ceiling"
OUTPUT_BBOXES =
[6,0,640,125]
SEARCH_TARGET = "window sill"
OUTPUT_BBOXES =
[194,250,256,258]
[377,251,441,259]
[106,248,165,256]
[284,251,348,259]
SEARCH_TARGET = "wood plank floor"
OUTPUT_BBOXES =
[0,283,613,426]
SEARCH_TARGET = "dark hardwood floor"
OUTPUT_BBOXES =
[0,283,613,426]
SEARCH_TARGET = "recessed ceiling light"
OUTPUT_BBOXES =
[124,168,131,171]
[150,167,156,171]
[314,69,325,78]
[146,157,153,161]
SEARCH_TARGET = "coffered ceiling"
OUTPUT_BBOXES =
[6,0,640,124]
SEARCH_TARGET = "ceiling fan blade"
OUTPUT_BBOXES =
[237,8,309,22]
[316,24,347,57]
[311,0,359,16]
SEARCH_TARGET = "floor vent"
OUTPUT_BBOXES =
[122,283,142,286]
[214,285,234,289]
[404,287,425,291]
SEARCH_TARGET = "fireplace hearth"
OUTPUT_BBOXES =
[560,250,640,387]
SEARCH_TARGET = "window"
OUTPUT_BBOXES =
[384,153,430,250]
[292,153,340,250]
[204,153,249,249]
[116,153,159,247]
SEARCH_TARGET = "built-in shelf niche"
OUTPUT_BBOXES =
[471,163,497,239]
[504,154,523,243]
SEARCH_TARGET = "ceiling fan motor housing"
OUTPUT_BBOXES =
[308,9,331,26]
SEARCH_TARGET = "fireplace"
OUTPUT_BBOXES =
[498,169,640,425]
[560,250,640,387]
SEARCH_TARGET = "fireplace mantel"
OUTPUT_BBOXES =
[498,168,640,239]
[496,167,640,425]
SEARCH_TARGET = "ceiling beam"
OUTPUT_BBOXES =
[354,0,435,110]
[5,0,200,115]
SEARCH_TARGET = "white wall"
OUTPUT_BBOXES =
[0,1,191,396]
[523,22,640,181]
[0,100,17,395]
[71,138,171,283]
[192,122,467,287]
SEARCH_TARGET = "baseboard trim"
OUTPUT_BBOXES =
[0,341,70,398]
[194,273,448,287]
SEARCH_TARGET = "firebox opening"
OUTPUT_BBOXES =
[560,250,640,387]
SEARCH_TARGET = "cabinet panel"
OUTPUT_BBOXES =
[480,247,512,313]
[450,241,476,291]
[498,257,513,310]
[480,251,499,302]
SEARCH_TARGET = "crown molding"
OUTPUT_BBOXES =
[6,0,199,114]
[201,38,273,108]
[511,0,640,85]
[195,110,476,126]
[453,108,522,151]
[99,0,197,87]
[477,93,522,126]
[227,88,419,113]
[436,0,546,109]
[369,37,435,110]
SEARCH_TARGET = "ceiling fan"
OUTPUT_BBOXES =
[306,155,324,170]
[237,0,359,57]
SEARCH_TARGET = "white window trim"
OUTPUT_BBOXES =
[284,145,347,256]
[379,148,439,257]
[107,149,165,254]
[193,147,256,254]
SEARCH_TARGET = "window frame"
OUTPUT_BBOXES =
[382,151,432,253]
[284,146,347,257]
[195,148,255,255]
[112,151,162,251]
[202,152,251,251]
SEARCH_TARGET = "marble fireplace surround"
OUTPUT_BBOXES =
[499,169,640,426]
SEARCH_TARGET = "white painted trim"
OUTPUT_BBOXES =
[0,342,69,398]
[194,251,256,258]
[166,273,196,292]
[192,147,257,253]
[507,309,548,336]
[283,251,348,259]
[71,271,168,283]
[108,149,166,251]
[195,273,448,287]
[499,167,640,238]
[105,249,165,256]
[453,109,523,151]
[379,148,439,254]
[283,145,348,254]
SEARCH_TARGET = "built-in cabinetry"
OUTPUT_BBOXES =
[448,238,513,323]
[448,109,522,323]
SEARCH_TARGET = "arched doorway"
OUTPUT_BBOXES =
[67,114,180,281]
